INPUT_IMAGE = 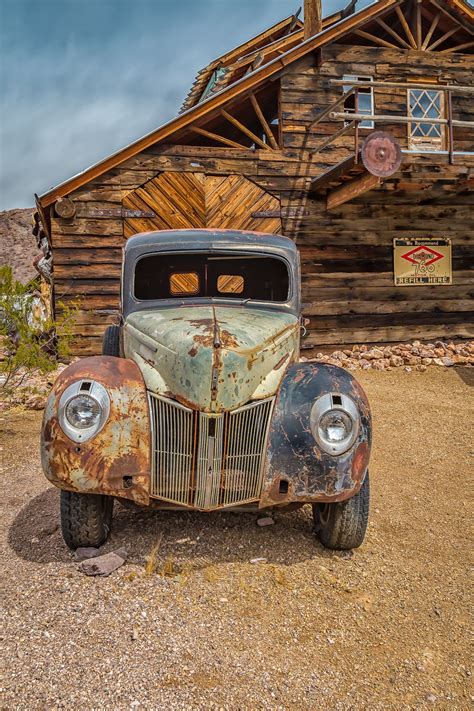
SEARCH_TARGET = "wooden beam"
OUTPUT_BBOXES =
[440,40,474,53]
[190,126,247,149]
[354,29,399,48]
[310,121,356,155]
[421,11,441,49]
[326,172,382,209]
[376,17,412,48]
[416,0,423,49]
[220,109,272,150]
[310,154,361,193]
[249,93,279,149]
[304,0,322,39]
[395,5,418,49]
[426,26,459,50]
[428,0,474,36]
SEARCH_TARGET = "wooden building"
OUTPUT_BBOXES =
[34,0,474,356]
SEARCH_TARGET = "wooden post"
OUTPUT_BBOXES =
[304,0,322,39]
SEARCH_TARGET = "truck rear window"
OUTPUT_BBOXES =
[134,253,289,302]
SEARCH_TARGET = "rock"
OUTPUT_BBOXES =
[416,364,427,372]
[131,629,139,641]
[332,350,347,360]
[441,356,454,367]
[421,358,432,365]
[425,693,437,703]
[433,358,445,366]
[372,360,387,371]
[404,366,412,373]
[433,348,445,357]
[256,516,274,527]
[390,355,404,367]
[74,547,100,561]
[249,557,267,564]
[78,547,128,576]
[404,355,421,366]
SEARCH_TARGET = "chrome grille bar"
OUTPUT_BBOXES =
[222,398,275,507]
[148,393,275,509]
[149,394,194,505]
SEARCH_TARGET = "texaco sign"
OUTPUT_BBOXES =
[393,238,452,286]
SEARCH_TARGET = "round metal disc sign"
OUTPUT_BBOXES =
[361,131,402,177]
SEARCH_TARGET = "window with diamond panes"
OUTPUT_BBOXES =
[408,89,445,149]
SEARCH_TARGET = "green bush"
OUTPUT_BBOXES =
[0,266,77,394]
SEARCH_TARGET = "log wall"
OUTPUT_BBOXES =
[50,44,474,355]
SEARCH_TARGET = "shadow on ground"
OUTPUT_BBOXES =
[9,487,333,567]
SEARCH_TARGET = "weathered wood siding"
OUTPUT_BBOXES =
[50,43,474,355]
[279,45,474,347]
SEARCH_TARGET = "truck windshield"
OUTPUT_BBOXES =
[134,253,290,302]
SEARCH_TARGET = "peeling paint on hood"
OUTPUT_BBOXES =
[123,305,299,412]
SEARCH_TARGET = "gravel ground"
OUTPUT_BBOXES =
[1,369,472,710]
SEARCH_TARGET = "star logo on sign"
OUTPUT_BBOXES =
[401,245,444,266]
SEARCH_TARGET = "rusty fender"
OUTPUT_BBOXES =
[259,362,371,507]
[41,356,151,505]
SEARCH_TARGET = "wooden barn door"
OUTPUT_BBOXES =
[122,172,281,237]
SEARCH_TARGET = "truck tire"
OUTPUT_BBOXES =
[60,491,114,550]
[102,325,121,356]
[313,472,370,550]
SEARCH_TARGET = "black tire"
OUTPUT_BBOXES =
[313,472,370,550]
[102,325,121,356]
[60,490,114,550]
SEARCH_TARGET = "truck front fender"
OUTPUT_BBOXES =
[41,356,151,505]
[259,362,371,507]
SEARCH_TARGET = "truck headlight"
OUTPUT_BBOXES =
[310,393,359,455]
[58,381,110,443]
[65,394,101,429]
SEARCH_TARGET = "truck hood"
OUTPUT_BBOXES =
[123,305,299,412]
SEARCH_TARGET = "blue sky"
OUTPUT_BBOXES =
[1,0,366,209]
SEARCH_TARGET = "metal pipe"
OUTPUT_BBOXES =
[447,90,455,165]
[329,111,474,128]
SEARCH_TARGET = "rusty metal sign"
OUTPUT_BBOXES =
[393,238,452,286]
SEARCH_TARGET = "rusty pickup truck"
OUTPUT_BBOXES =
[41,230,371,550]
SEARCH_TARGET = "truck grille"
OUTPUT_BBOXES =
[148,394,275,509]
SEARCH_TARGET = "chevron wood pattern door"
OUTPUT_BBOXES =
[122,172,281,237]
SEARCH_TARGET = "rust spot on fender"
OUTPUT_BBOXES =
[41,356,151,505]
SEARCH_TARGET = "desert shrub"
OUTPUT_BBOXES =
[0,265,78,394]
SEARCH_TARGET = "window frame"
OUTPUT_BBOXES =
[342,74,374,130]
[407,85,446,151]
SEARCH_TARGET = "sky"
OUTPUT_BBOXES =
[1,0,371,210]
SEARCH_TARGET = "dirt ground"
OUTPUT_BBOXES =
[1,369,472,710]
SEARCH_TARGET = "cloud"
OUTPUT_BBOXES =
[0,0,353,209]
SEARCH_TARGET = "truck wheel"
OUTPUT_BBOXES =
[102,325,121,356]
[313,472,370,550]
[60,491,114,550]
